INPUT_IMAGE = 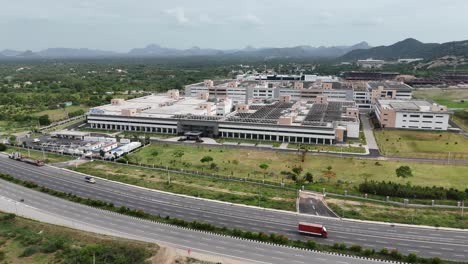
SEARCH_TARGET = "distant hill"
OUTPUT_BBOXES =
[229,42,371,58]
[38,48,119,58]
[340,38,468,60]
[0,41,370,60]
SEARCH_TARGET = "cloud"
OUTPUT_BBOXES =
[164,8,190,25]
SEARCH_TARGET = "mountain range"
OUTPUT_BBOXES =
[340,38,468,60]
[1,38,467,60]
[0,42,371,59]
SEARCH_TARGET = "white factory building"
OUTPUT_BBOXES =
[375,99,450,130]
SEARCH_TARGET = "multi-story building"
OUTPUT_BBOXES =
[367,81,413,103]
[87,90,360,144]
[375,99,450,130]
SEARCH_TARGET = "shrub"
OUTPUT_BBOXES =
[349,244,362,252]
[0,143,7,151]
[306,240,317,249]
[2,213,16,221]
[20,245,41,257]
[379,248,389,255]
[431,257,442,264]
[362,248,375,256]
[389,249,402,260]
[406,253,418,263]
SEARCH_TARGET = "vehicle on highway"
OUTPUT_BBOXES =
[33,138,41,143]
[298,222,328,238]
[8,152,45,166]
[84,176,96,184]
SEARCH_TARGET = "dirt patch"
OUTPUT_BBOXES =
[151,246,248,264]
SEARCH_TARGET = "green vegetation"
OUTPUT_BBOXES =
[374,130,468,159]
[126,144,468,191]
[452,110,468,131]
[0,212,156,263]
[3,146,73,163]
[413,88,468,109]
[32,105,88,122]
[0,173,457,264]
[327,198,467,229]
[288,143,366,153]
[72,161,296,211]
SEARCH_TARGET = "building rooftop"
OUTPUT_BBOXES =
[90,95,211,118]
[367,81,412,91]
[377,99,448,113]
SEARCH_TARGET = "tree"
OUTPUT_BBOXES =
[210,162,219,171]
[259,163,269,177]
[323,166,336,182]
[99,149,105,157]
[0,143,6,151]
[291,166,303,176]
[200,156,213,163]
[304,172,313,183]
[172,150,184,161]
[396,166,413,178]
[38,115,51,126]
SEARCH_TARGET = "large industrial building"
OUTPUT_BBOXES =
[185,78,412,111]
[374,99,450,130]
[87,90,360,144]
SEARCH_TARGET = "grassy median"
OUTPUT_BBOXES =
[326,198,467,229]
[72,161,297,211]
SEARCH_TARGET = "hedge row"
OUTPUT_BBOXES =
[359,181,468,200]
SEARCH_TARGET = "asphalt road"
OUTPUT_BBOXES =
[0,155,467,261]
[298,192,337,217]
[0,180,383,264]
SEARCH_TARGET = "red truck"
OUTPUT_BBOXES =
[8,152,45,167]
[298,222,328,238]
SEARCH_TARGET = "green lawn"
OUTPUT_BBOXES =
[413,88,468,109]
[32,105,88,122]
[127,144,468,190]
[4,147,73,163]
[374,130,468,159]
[327,198,467,229]
[287,143,366,154]
[72,161,296,211]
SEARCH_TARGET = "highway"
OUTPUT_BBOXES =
[0,180,382,264]
[0,155,467,261]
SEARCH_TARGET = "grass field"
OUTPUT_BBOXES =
[374,130,468,159]
[0,212,158,263]
[413,88,468,109]
[127,144,468,190]
[4,147,73,163]
[287,143,366,154]
[72,161,296,211]
[32,105,88,122]
[327,198,467,229]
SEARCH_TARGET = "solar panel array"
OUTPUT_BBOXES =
[172,114,223,121]
[302,101,352,126]
[226,102,294,124]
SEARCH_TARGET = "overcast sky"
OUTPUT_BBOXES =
[1,0,467,51]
